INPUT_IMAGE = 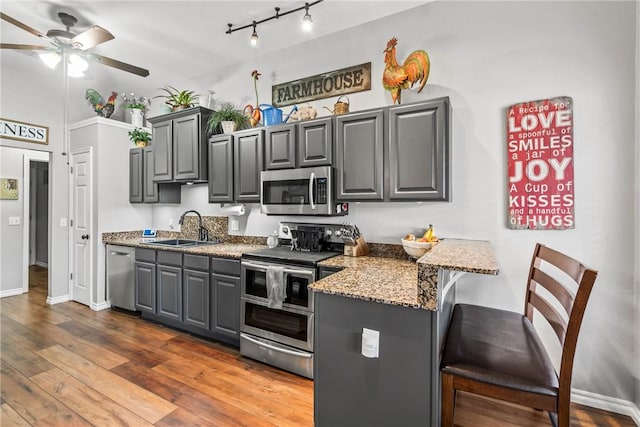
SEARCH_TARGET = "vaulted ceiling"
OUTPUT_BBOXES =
[1,0,426,95]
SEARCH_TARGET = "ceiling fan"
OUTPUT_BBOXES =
[0,11,149,77]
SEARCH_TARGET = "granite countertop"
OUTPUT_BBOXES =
[312,239,499,311]
[102,232,266,259]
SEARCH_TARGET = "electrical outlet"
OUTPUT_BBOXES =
[8,216,20,225]
[60,218,67,227]
[230,219,239,231]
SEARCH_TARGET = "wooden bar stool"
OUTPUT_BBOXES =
[440,243,598,427]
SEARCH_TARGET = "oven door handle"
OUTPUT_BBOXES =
[283,267,315,278]
[241,333,313,358]
[308,172,316,210]
[241,261,270,272]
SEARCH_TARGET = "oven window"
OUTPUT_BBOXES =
[287,274,309,307]
[262,178,314,205]
[245,269,268,298]
[244,302,309,342]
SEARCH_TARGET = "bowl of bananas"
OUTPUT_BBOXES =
[401,224,439,259]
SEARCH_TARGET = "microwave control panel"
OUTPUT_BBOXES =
[316,178,327,204]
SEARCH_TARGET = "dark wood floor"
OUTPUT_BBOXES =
[0,265,635,426]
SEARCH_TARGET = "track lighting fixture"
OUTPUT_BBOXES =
[226,0,322,45]
[250,21,259,46]
[302,3,313,32]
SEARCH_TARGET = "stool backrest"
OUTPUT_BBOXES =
[524,243,598,395]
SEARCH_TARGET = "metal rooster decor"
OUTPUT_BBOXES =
[382,37,430,104]
[85,89,117,118]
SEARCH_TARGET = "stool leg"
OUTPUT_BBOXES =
[441,373,455,427]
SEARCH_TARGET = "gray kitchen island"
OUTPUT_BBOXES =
[311,239,498,427]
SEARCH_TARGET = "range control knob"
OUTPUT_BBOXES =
[334,230,342,238]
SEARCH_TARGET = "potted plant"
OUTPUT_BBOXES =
[128,128,152,147]
[207,102,250,135]
[154,85,199,112]
[121,93,151,127]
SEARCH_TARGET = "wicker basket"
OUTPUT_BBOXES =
[333,96,350,114]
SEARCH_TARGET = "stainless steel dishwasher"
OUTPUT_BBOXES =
[106,244,136,311]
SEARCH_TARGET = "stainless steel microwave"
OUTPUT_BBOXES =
[260,166,348,216]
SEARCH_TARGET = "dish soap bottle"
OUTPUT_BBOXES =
[267,231,279,248]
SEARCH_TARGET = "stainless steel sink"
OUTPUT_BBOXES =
[144,239,217,247]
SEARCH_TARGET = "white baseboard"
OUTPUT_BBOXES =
[572,388,640,425]
[46,294,70,305]
[34,261,48,268]
[91,301,110,311]
[0,288,25,298]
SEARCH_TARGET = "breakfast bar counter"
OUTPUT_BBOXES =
[312,239,499,427]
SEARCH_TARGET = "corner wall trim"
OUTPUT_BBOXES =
[0,288,25,298]
[572,388,640,425]
[91,301,110,311]
[46,294,70,305]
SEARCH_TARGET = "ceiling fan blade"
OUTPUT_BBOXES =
[70,26,114,50]
[90,53,149,77]
[1,43,51,51]
[0,12,51,42]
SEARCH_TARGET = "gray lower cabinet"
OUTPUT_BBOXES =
[233,128,264,202]
[129,147,181,204]
[210,257,241,346]
[387,98,450,201]
[156,251,183,322]
[134,248,156,313]
[183,254,210,333]
[314,292,437,426]
[335,109,384,201]
[208,135,234,203]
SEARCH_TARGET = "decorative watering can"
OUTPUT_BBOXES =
[259,104,298,126]
[323,95,350,115]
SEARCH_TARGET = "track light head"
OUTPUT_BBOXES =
[250,22,259,46]
[302,3,313,32]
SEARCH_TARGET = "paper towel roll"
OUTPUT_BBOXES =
[220,204,246,216]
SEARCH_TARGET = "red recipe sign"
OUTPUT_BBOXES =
[507,97,574,230]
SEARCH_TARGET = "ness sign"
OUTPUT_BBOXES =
[272,62,371,107]
[0,118,49,145]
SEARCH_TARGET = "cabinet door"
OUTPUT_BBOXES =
[142,146,159,202]
[265,123,296,169]
[134,261,155,313]
[152,119,173,181]
[157,264,182,321]
[211,272,240,345]
[208,135,234,203]
[335,110,384,201]
[173,113,201,181]
[183,268,210,330]
[234,129,263,202]
[298,117,333,168]
[129,148,143,203]
[388,99,450,201]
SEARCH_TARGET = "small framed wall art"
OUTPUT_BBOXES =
[0,178,19,200]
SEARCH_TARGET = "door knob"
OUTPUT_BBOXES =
[81,234,89,240]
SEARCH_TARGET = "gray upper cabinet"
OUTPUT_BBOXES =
[149,106,212,183]
[265,123,296,170]
[387,98,450,201]
[129,147,180,204]
[129,148,143,203]
[233,128,264,202]
[335,109,384,201]
[208,135,234,203]
[298,117,333,168]
[264,118,333,170]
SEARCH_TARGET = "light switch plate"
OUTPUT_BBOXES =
[60,218,67,227]
[8,216,20,225]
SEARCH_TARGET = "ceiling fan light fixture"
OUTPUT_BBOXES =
[39,51,61,69]
[67,53,88,77]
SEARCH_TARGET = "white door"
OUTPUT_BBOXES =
[70,149,92,306]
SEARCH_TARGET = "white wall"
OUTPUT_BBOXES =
[152,1,637,403]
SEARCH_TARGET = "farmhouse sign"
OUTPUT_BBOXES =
[0,118,49,145]
[272,62,371,107]
[507,96,574,230]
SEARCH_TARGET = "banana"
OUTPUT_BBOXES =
[423,224,433,240]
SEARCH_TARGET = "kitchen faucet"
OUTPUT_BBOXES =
[178,210,208,241]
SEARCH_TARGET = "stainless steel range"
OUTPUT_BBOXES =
[240,222,345,379]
